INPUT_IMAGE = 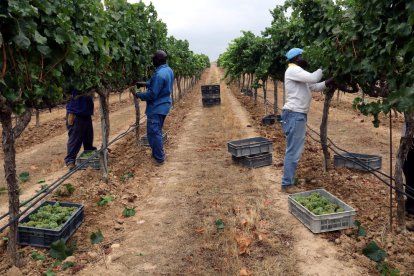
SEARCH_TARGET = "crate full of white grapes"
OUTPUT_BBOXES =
[18,201,84,247]
[288,189,356,233]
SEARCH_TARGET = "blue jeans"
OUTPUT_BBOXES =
[281,110,307,186]
[147,114,166,162]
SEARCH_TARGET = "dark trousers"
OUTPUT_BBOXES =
[404,144,414,215]
[147,114,166,162]
[64,114,96,165]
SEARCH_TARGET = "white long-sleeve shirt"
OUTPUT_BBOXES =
[283,64,327,114]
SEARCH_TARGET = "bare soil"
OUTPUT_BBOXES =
[0,65,412,275]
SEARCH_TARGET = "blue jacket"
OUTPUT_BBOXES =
[66,89,94,117]
[136,64,174,116]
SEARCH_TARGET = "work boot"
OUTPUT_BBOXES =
[406,220,414,232]
[280,185,301,194]
[151,157,165,166]
[66,162,76,171]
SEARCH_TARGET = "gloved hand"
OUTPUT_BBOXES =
[325,78,335,87]
[136,81,147,88]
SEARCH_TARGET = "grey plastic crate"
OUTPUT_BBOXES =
[334,153,382,171]
[276,114,282,123]
[202,97,221,107]
[76,150,100,170]
[232,152,272,168]
[18,201,84,248]
[227,137,272,157]
[243,89,253,97]
[262,115,277,125]
[288,189,356,233]
[201,85,220,95]
[202,93,221,99]
[141,132,168,146]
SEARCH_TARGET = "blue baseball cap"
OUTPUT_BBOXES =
[286,48,304,60]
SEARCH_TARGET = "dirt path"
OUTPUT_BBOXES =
[80,65,367,275]
[0,99,146,215]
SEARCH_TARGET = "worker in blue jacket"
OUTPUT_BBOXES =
[135,50,174,165]
[64,89,96,169]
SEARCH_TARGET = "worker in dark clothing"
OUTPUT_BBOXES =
[402,122,414,232]
[135,50,174,165]
[64,89,96,169]
[404,147,414,216]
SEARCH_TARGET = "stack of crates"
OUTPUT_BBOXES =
[227,137,273,168]
[201,85,220,107]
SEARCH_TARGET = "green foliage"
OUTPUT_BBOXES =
[0,187,6,194]
[37,179,46,184]
[43,269,56,276]
[121,172,134,182]
[36,184,49,193]
[97,195,114,206]
[219,0,414,125]
[362,241,387,262]
[90,230,104,244]
[31,251,46,261]
[215,219,225,230]
[20,202,77,229]
[19,172,30,182]
[354,220,367,237]
[122,207,136,217]
[49,239,75,261]
[293,192,344,215]
[55,183,75,197]
[376,262,400,276]
[62,261,75,271]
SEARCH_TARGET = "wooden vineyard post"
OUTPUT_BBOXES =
[273,79,278,114]
[389,113,393,231]
[131,87,141,145]
[35,109,40,127]
[98,91,109,181]
[0,111,20,266]
[394,111,414,230]
[320,87,335,172]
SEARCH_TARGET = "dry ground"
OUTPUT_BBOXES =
[1,65,413,275]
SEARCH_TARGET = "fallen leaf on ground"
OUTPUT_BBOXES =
[195,228,204,234]
[240,268,252,276]
[235,235,252,255]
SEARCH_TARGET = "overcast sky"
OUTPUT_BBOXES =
[128,0,285,61]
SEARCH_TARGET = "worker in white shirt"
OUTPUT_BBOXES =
[281,48,334,191]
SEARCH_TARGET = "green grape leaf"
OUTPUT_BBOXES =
[97,195,114,206]
[13,31,31,49]
[31,251,46,261]
[362,241,387,262]
[354,220,367,237]
[49,239,75,261]
[37,45,52,56]
[34,30,47,45]
[62,261,75,270]
[19,171,30,182]
[123,207,136,217]
[215,219,225,230]
[90,230,104,244]
[43,268,56,276]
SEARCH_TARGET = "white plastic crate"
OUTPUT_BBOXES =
[288,188,356,233]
